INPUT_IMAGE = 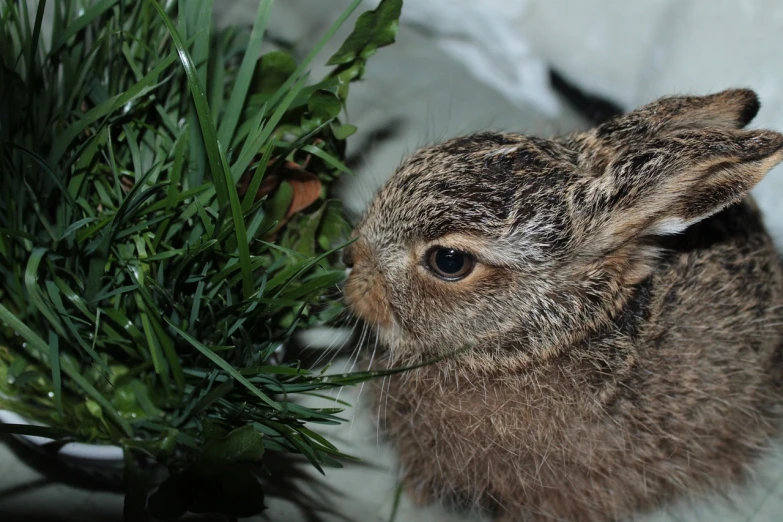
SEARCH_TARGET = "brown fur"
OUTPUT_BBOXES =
[343,89,783,521]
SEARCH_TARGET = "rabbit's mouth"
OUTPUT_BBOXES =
[343,271,407,354]
[343,241,396,330]
[344,273,393,329]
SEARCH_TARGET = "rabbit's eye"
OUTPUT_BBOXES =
[426,248,475,281]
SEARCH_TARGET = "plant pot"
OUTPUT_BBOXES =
[0,341,291,487]
[0,408,126,485]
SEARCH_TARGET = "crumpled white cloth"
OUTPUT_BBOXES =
[395,0,561,116]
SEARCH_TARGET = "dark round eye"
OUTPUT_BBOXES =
[426,248,475,280]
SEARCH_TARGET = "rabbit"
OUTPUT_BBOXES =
[341,89,783,521]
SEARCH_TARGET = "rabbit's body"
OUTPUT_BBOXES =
[344,90,783,521]
[380,201,783,521]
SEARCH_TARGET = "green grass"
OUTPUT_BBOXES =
[0,0,403,518]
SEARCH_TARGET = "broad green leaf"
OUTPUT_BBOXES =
[331,122,358,140]
[253,51,297,97]
[307,90,342,123]
[261,0,362,112]
[258,180,293,235]
[317,199,349,251]
[201,425,264,464]
[326,0,402,70]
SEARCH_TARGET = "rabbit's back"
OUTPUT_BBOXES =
[377,199,783,521]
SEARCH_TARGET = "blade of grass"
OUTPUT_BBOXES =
[48,331,63,417]
[149,0,228,208]
[0,423,72,439]
[217,0,272,148]
[301,143,351,174]
[49,57,177,166]
[152,125,188,246]
[44,279,111,375]
[49,0,121,56]
[25,0,46,111]
[101,308,148,349]
[165,319,281,411]
[150,0,254,299]
[24,248,67,338]
[231,73,308,182]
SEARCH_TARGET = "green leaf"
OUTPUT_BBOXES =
[85,399,104,419]
[261,0,362,111]
[289,205,323,258]
[0,310,130,441]
[232,72,309,182]
[60,355,134,437]
[49,0,121,55]
[259,180,293,233]
[48,332,63,417]
[112,382,149,420]
[48,50,181,166]
[279,270,345,301]
[253,51,297,97]
[24,248,66,339]
[331,122,358,140]
[326,0,402,69]
[201,425,264,465]
[302,143,352,174]
[318,199,350,251]
[307,90,342,123]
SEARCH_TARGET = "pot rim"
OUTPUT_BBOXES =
[0,339,292,465]
[0,409,124,462]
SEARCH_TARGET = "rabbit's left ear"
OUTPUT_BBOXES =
[585,127,783,247]
[594,89,761,146]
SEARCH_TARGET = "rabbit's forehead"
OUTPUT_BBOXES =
[361,135,576,244]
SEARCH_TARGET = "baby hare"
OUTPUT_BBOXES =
[343,89,783,521]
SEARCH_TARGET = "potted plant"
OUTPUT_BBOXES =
[0,0,403,519]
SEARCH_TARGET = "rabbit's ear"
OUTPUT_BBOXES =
[595,89,760,146]
[586,128,783,247]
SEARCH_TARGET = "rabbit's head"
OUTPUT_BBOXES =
[343,89,783,370]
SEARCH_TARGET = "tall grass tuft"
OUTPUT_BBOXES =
[0,0,402,518]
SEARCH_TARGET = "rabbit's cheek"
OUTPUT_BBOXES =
[408,265,512,330]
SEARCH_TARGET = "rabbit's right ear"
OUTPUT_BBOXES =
[579,127,783,256]
[578,89,766,189]
[572,90,783,259]
[593,89,760,148]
